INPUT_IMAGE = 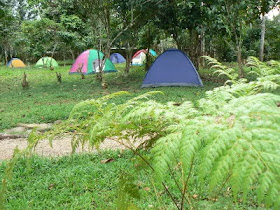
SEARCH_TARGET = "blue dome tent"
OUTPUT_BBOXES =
[110,53,126,64]
[141,49,203,88]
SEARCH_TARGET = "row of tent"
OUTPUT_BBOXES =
[7,57,59,68]
[6,49,157,68]
[110,49,157,65]
[70,48,203,87]
[69,49,158,75]
[5,49,203,87]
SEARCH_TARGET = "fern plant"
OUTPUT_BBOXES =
[268,60,280,69]
[32,85,280,209]
[246,56,280,76]
[202,56,239,84]
[2,57,279,209]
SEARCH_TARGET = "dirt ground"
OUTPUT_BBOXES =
[0,136,126,160]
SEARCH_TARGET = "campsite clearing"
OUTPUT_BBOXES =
[0,64,219,131]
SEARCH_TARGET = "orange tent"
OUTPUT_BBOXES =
[7,58,26,68]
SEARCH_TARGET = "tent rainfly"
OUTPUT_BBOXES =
[36,57,59,68]
[7,58,26,68]
[141,49,203,88]
[110,53,126,64]
[131,49,157,65]
[69,49,117,75]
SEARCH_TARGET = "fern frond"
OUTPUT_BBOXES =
[246,57,280,77]
[22,61,279,208]
[267,60,280,71]
[152,93,280,207]
[203,56,239,83]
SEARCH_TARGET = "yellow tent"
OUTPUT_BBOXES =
[7,58,26,68]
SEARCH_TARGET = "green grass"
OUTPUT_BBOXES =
[1,63,276,209]
[0,151,265,209]
[0,64,219,131]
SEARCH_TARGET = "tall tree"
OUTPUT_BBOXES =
[206,0,279,77]
[0,2,18,63]
[259,15,267,61]
[265,14,280,60]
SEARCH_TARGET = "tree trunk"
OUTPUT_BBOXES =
[9,49,13,61]
[174,35,182,51]
[50,43,58,67]
[200,32,205,68]
[63,52,66,66]
[125,43,133,76]
[259,15,266,61]
[145,25,152,71]
[237,43,244,78]
[188,29,200,70]
[4,48,8,65]
[125,54,130,76]
[70,50,75,61]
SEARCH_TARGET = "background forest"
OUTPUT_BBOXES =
[0,0,279,68]
[0,1,280,209]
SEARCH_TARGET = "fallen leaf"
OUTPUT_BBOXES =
[192,194,199,199]
[48,183,56,190]
[100,158,114,164]
[143,187,151,191]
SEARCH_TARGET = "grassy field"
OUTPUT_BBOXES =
[0,64,220,131]
[1,63,278,209]
[0,151,264,209]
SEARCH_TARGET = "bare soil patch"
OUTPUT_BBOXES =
[0,136,125,160]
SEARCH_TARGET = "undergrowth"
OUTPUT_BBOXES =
[0,57,279,209]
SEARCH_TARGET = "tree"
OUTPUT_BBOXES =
[260,15,267,61]
[21,18,62,61]
[206,0,279,77]
[0,2,18,63]
[266,14,280,60]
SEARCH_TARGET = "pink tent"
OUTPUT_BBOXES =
[69,49,116,75]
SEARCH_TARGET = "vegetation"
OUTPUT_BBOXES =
[2,151,275,209]
[2,58,279,209]
[0,64,219,131]
[0,0,279,209]
[1,1,279,67]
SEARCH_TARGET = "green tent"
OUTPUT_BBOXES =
[69,49,117,74]
[36,57,59,68]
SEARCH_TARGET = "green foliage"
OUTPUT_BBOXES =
[1,151,261,209]
[203,56,280,94]
[203,56,239,84]
[0,152,144,209]
[36,57,280,208]
[246,56,280,76]
[266,15,280,60]
[1,63,279,209]
[116,171,141,209]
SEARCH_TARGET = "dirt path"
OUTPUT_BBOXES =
[0,136,126,160]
